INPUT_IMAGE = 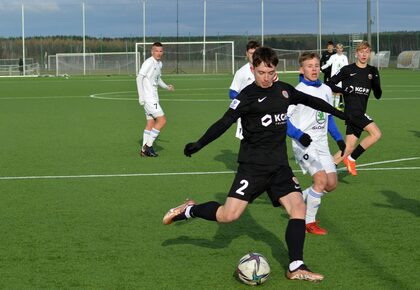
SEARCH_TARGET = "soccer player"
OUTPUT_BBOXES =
[326,41,382,176]
[229,40,260,140]
[163,47,350,282]
[321,43,349,108]
[320,41,335,83]
[287,52,346,235]
[136,42,174,157]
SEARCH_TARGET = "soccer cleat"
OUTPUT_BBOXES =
[287,264,324,282]
[343,156,357,176]
[162,199,196,225]
[306,221,328,235]
[140,145,158,157]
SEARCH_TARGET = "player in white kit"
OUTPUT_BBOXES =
[137,42,174,157]
[287,52,346,235]
[321,43,348,108]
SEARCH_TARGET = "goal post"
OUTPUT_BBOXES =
[135,41,235,75]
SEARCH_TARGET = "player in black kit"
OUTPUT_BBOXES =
[326,41,382,176]
[163,47,349,282]
[320,41,335,82]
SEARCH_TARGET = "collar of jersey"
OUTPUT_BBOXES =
[299,74,322,87]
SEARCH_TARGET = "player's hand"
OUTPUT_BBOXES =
[337,140,346,156]
[167,85,174,91]
[184,142,202,157]
[298,133,312,147]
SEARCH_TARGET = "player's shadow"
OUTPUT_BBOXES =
[409,130,420,138]
[373,190,420,217]
[213,149,238,171]
[162,193,289,269]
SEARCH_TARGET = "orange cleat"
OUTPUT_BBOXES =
[306,221,328,235]
[343,156,357,176]
[162,199,196,225]
[287,264,324,282]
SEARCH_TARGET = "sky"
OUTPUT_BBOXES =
[0,0,419,38]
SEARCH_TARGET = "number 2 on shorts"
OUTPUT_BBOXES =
[235,179,249,196]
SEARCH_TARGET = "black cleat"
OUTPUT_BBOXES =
[140,145,158,157]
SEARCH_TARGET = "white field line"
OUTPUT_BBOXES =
[0,157,419,181]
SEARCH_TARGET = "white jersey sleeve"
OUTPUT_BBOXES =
[229,63,255,94]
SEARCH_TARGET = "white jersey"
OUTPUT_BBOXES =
[229,62,254,94]
[322,54,349,77]
[136,56,168,105]
[288,82,334,153]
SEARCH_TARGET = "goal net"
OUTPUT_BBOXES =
[397,51,420,69]
[369,51,391,68]
[135,41,235,75]
[53,52,139,76]
[0,58,40,77]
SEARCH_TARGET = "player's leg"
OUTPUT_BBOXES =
[334,133,358,165]
[163,164,264,224]
[140,117,155,157]
[279,192,324,282]
[304,170,327,235]
[142,102,165,156]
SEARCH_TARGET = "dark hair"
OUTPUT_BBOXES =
[299,51,320,66]
[246,40,260,51]
[252,47,278,68]
[152,42,163,47]
[327,41,334,46]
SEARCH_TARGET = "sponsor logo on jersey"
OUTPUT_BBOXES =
[261,113,287,127]
[229,98,241,110]
[354,87,370,95]
[316,111,326,124]
[282,90,289,99]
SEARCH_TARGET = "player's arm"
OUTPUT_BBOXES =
[290,85,347,121]
[287,119,312,147]
[184,97,247,157]
[229,72,241,99]
[321,55,333,71]
[371,67,382,99]
[325,67,348,94]
[328,115,346,154]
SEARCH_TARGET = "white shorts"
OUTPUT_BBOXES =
[293,145,336,176]
[144,101,164,120]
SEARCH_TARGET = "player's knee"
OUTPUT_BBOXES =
[218,209,242,223]
[289,200,306,219]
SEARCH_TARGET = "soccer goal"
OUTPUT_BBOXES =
[135,41,235,75]
[0,58,39,77]
[397,51,420,69]
[53,52,139,76]
[369,51,391,68]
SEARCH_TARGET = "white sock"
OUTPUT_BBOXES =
[146,128,160,147]
[289,260,304,271]
[305,187,324,224]
[142,130,150,147]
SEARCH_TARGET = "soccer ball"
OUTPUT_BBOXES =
[237,252,270,285]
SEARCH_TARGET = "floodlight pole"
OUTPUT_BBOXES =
[143,0,146,64]
[367,0,372,45]
[82,2,86,76]
[261,0,264,46]
[203,0,207,73]
[21,3,26,76]
[317,0,322,56]
[376,0,380,68]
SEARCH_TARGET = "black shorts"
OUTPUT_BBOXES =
[346,113,374,138]
[227,163,301,207]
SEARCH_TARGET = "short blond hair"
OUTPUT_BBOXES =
[298,51,320,66]
[356,41,371,51]
[336,43,344,49]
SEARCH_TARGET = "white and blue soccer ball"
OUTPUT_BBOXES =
[237,252,270,285]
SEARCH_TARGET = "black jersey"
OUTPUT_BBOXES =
[327,63,382,115]
[196,81,346,166]
[320,50,335,80]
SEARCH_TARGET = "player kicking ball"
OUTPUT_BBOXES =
[287,52,346,235]
[163,47,353,282]
[326,41,382,176]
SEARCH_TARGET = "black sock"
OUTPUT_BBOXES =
[285,219,306,262]
[190,201,221,221]
[351,144,366,160]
